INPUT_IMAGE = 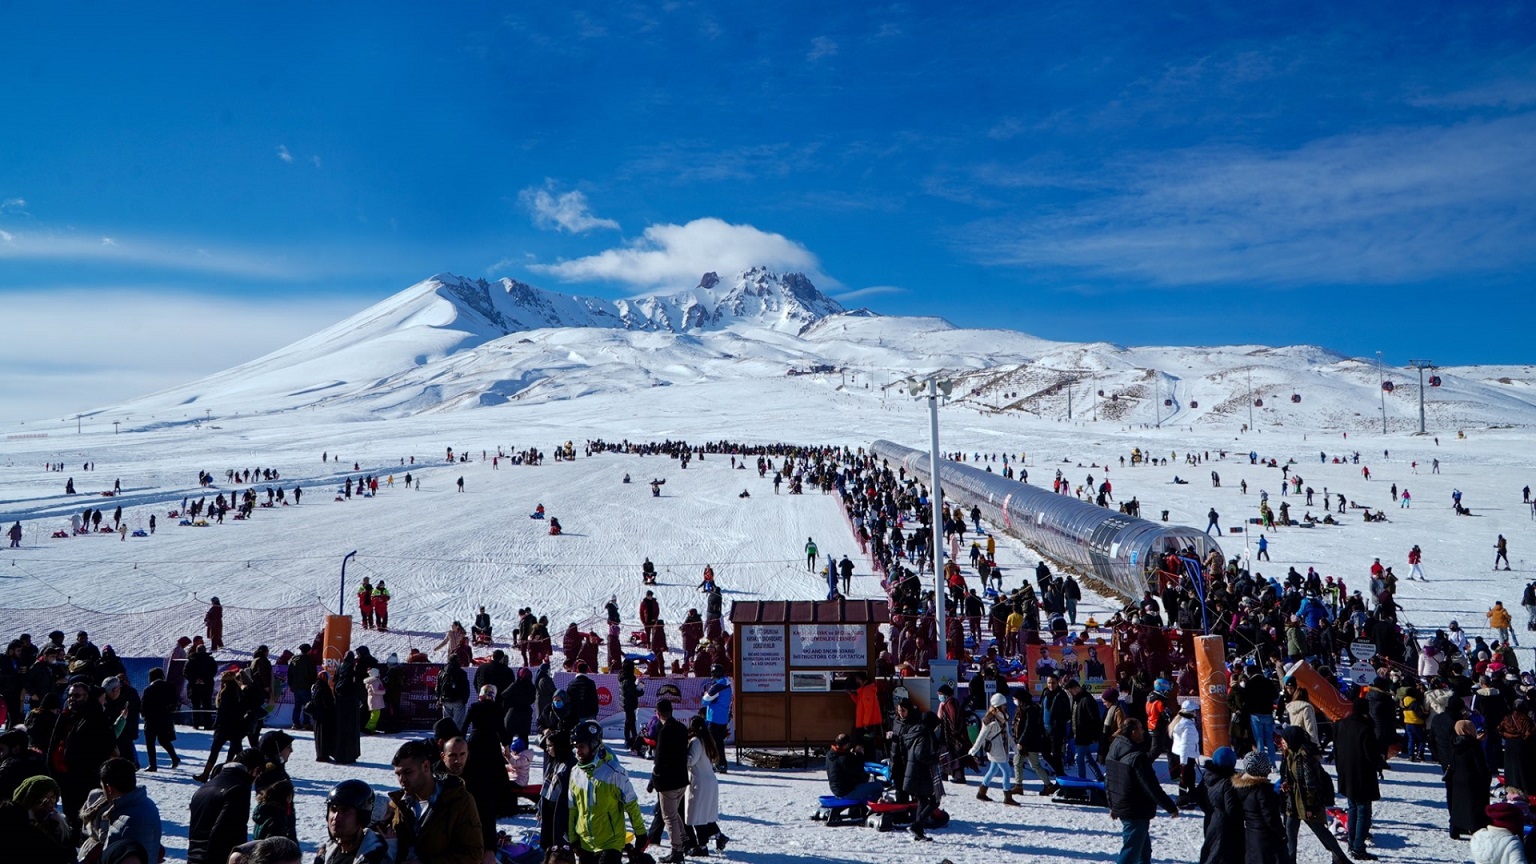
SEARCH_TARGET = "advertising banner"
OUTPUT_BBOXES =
[1022,638,1116,693]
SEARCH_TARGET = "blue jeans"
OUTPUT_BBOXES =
[1404,724,1425,761]
[841,780,885,802]
[1074,742,1103,780]
[1347,799,1372,853]
[1251,714,1276,764]
[1117,818,1151,864]
[979,760,1014,790]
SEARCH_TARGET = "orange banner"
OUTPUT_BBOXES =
[1283,659,1352,723]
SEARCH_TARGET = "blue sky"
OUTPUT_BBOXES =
[3,2,1535,418]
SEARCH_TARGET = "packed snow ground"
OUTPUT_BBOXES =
[3,385,1536,863]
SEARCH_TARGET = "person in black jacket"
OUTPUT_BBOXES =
[102,676,142,769]
[462,686,506,748]
[898,704,941,842]
[0,727,47,801]
[140,668,179,771]
[619,660,643,753]
[1231,751,1284,864]
[1430,695,1465,829]
[49,680,118,841]
[332,654,363,765]
[285,645,317,732]
[1008,688,1058,796]
[436,656,470,732]
[1333,698,1386,858]
[826,733,884,801]
[650,699,691,863]
[196,672,247,782]
[1105,717,1179,864]
[566,664,599,722]
[1067,679,1104,780]
[1040,673,1072,774]
[503,667,536,746]
[310,670,336,762]
[1192,745,1243,864]
[185,645,218,730]
[1446,719,1490,840]
[188,748,264,864]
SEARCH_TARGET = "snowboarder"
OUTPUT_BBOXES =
[1496,535,1511,571]
[805,537,818,571]
[1408,545,1425,581]
[1206,508,1219,535]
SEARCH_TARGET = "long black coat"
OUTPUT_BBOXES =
[141,679,177,740]
[503,674,536,744]
[309,679,335,761]
[899,713,940,799]
[1232,773,1285,864]
[332,674,363,765]
[1445,734,1491,834]
[1193,767,1244,864]
[1332,716,1383,803]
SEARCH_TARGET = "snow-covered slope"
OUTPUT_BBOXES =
[69,268,1536,431]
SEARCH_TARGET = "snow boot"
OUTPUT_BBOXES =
[976,787,990,801]
[1003,790,1020,806]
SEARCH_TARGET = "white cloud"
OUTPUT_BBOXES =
[533,217,829,289]
[518,183,620,234]
[0,288,362,422]
[833,285,906,302]
[0,230,297,279]
[0,230,12,244]
[311,155,323,168]
[972,112,1536,286]
[807,36,838,62]
[1,197,28,216]
[277,144,294,163]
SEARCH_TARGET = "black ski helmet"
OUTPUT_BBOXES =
[572,719,603,749]
[327,779,375,818]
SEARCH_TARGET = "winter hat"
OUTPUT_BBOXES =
[1101,687,1119,703]
[13,774,60,807]
[1487,803,1525,833]
[1206,746,1237,772]
[1180,698,1200,713]
[989,693,1009,708]
[1242,751,1272,777]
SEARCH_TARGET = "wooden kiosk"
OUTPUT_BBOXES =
[729,598,889,747]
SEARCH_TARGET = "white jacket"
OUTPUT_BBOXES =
[1285,700,1319,746]
[1470,826,1524,864]
[1170,714,1201,760]
[968,717,1012,764]
[685,736,720,825]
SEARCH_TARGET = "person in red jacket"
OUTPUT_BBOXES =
[356,578,375,630]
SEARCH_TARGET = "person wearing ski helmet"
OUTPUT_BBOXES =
[568,719,647,863]
[316,779,390,864]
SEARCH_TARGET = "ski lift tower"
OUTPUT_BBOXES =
[1408,360,1435,435]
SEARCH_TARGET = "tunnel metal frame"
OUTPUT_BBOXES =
[870,440,1224,601]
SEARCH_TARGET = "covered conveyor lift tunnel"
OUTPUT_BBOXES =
[869,440,1224,606]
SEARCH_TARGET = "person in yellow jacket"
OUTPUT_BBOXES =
[1488,601,1518,647]
[569,720,647,863]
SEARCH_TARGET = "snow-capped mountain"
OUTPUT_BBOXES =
[85,267,1536,430]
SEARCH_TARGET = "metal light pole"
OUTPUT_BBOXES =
[926,379,949,661]
[1377,352,1386,434]
[911,376,953,660]
[1409,360,1434,435]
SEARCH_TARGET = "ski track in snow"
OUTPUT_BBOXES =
[2,398,1534,863]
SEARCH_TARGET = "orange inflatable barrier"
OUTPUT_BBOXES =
[1283,659,1352,722]
[322,614,353,686]
[1194,635,1230,755]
